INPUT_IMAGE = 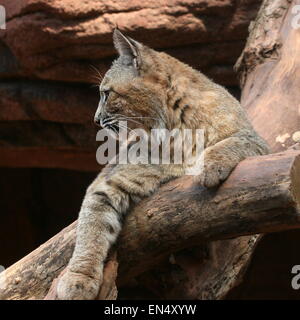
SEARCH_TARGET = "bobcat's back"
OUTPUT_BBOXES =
[57,29,269,300]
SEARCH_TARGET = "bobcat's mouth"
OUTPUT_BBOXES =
[101,117,119,134]
[106,122,119,134]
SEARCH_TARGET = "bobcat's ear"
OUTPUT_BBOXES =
[113,29,141,69]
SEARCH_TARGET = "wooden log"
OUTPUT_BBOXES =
[0,149,299,300]
[117,150,300,284]
[134,236,262,299]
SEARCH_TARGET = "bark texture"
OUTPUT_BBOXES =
[235,0,300,152]
[0,149,300,300]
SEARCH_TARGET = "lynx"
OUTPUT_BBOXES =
[57,29,269,299]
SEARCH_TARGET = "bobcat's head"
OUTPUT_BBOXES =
[94,29,173,135]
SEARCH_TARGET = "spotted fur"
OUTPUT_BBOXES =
[57,29,269,300]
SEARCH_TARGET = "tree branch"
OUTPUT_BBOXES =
[0,149,299,300]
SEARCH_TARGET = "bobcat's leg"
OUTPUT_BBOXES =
[57,164,172,300]
[196,129,269,188]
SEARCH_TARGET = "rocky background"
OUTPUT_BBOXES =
[0,0,300,299]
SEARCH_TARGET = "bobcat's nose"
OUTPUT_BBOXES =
[94,115,111,127]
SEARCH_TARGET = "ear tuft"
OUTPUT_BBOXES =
[113,29,141,68]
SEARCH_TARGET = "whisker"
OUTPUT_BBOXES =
[115,116,142,126]
[117,122,139,138]
[129,116,160,120]
[114,113,159,121]
[89,74,103,84]
[89,64,103,82]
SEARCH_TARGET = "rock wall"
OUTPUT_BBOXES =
[0,0,262,170]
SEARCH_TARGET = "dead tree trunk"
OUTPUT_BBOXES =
[0,0,299,300]
[235,0,300,152]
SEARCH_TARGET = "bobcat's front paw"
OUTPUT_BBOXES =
[57,269,102,300]
[195,161,233,188]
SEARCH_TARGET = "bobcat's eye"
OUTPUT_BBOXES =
[101,90,110,103]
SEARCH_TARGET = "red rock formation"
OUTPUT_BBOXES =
[1,0,262,83]
[0,0,262,170]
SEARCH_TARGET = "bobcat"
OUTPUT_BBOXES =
[57,29,269,300]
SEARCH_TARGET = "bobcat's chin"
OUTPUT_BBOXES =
[57,269,102,300]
